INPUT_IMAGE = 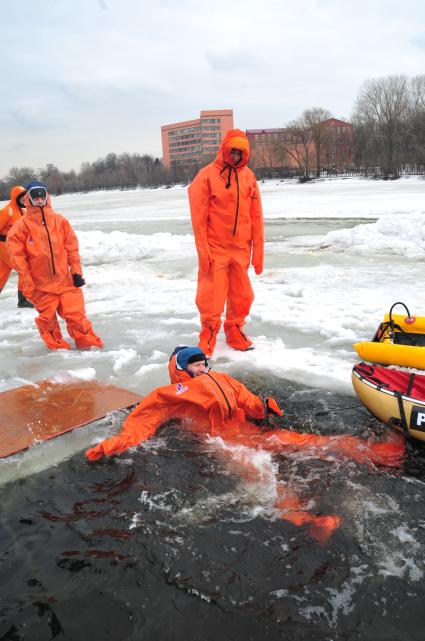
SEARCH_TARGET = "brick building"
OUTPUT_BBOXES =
[247,118,353,174]
[161,109,234,168]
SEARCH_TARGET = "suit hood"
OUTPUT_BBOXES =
[214,128,250,169]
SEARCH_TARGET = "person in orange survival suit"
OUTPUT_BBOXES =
[7,182,103,350]
[86,346,405,542]
[188,129,264,356]
[0,185,34,308]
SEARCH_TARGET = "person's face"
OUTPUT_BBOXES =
[28,188,48,207]
[187,360,208,377]
[229,148,242,165]
[32,196,46,206]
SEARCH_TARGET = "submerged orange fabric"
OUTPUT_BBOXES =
[7,191,102,349]
[0,186,26,290]
[188,129,264,337]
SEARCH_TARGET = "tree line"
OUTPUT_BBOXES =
[352,74,425,178]
[1,73,424,199]
[0,153,176,200]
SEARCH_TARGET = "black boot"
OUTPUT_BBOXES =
[18,291,34,308]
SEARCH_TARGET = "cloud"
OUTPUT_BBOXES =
[1,0,425,175]
[205,40,259,71]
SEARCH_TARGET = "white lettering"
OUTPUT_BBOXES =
[416,412,425,427]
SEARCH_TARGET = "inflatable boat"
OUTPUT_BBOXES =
[352,362,425,442]
[353,302,425,369]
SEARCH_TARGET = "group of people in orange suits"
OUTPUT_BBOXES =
[1,182,102,349]
[86,130,405,542]
[2,131,405,542]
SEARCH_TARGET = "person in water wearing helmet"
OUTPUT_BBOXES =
[188,129,264,356]
[85,346,404,541]
[0,185,33,307]
[7,182,103,350]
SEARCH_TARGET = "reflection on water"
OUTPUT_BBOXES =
[1,378,425,640]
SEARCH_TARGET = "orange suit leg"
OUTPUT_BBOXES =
[195,251,229,326]
[58,289,103,348]
[224,247,254,328]
[33,291,70,349]
[220,422,404,468]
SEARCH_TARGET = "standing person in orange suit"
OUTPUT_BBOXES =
[188,129,264,356]
[0,185,33,308]
[86,346,404,542]
[7,182,103,350]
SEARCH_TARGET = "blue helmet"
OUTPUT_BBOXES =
[172,346,208,372]
[26,181,47,191]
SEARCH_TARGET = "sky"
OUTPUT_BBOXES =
[1,0,424,176]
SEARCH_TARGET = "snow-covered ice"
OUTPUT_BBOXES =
[1,176,424,474]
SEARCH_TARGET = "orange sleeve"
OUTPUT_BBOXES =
[188,170,212,273]
[85,379,222,461]
[0,204,11,233]
[226,375,265,419]
[250,177,264,275]
[61,217,83,275]
[6,220,33,285]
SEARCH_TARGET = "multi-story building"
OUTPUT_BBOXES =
[247,118,353,174]
[161,109,234,168]
[320,118,353,170]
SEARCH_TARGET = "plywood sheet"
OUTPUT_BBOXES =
[0,380,143,458]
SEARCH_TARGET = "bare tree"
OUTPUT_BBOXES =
[303,107,333,176]
[282,117,315,181]
[6,167,38,187]
[411,75,425,167]
[353,75,412,177]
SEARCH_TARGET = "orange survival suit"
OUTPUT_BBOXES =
[7,186,103,350]
[85,354,404,466]
[85,353,404,541]
[188,129,264,355]
[0,186,33,306]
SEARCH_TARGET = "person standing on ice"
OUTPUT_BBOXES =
[7,182,103,350]
[188,129,264,356]
[86,346,405,542]
[0,185,34,308]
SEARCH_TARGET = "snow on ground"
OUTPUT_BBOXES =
[0,176,424,473]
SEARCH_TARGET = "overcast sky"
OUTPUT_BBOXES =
[1,0,424,176]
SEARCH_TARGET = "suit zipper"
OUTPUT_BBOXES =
[232,169,239,237]
[41,207,56,275]
[206,372,232,419]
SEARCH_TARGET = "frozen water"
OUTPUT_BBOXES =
[0,176,424,472]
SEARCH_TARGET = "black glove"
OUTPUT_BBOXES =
[73,274,86,287]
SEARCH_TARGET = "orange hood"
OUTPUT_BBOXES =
[215,128,250,169]
[0,185,27,235]
[10,185,26,203]
[168,354,193,384]
[23,189,54,220]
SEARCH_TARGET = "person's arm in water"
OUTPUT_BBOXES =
[86,377,226,461]
[225,375,283,419]
[85,385,179,460]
